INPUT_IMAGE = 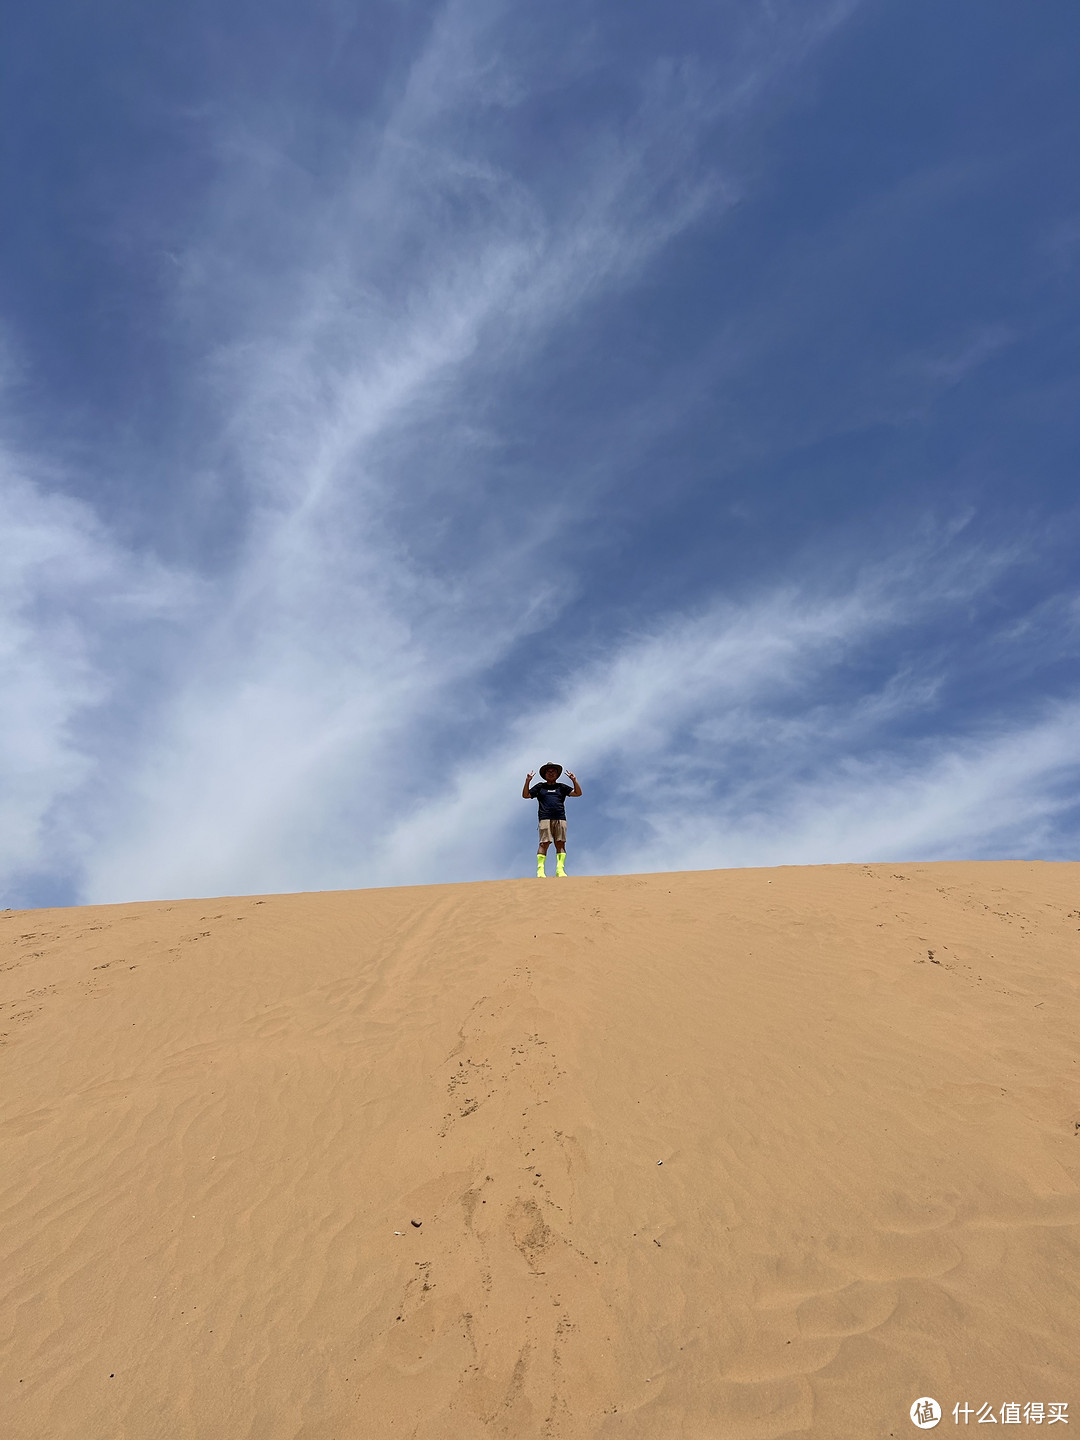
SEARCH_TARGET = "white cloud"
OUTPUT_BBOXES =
[623,705,1080,873]
[0,455,192,897]
[10,0,1074,907]
[371,543,1080,883]
[68,0,767,904]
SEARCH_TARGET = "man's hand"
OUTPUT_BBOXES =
[522,770,536,799]
[566,770,583,797]
[526,771,535,782]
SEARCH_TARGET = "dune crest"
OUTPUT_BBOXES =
[2,862,1077,1438]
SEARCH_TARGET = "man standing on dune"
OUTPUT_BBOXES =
[523,763,582,877]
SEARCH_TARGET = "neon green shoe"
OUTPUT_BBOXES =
[556,853,567,877]
[536,854,546,878]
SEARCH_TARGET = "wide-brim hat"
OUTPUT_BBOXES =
[539,762,563,778]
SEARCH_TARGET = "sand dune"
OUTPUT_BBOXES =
[2,861,1077,1438]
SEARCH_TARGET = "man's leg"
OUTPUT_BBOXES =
[537,825,551,877]
[555,821,567,876]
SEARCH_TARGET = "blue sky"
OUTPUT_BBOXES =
[2,0,1078,906]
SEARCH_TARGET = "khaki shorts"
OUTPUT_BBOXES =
[538,818,567,846]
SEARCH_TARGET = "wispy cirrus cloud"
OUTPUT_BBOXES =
[0,447,194,901]
[4,0,1078,907]
[26,0,760,904]
[366,532,1080,884]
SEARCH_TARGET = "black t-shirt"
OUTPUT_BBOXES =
[530,781,572,821]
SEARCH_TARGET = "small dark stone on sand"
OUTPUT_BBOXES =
[411,1219,422,1227]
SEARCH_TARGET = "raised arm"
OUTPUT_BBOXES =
[566,770,583,797]
[522,770,536,799]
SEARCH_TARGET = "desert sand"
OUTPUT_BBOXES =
[1,861,1077,1439]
